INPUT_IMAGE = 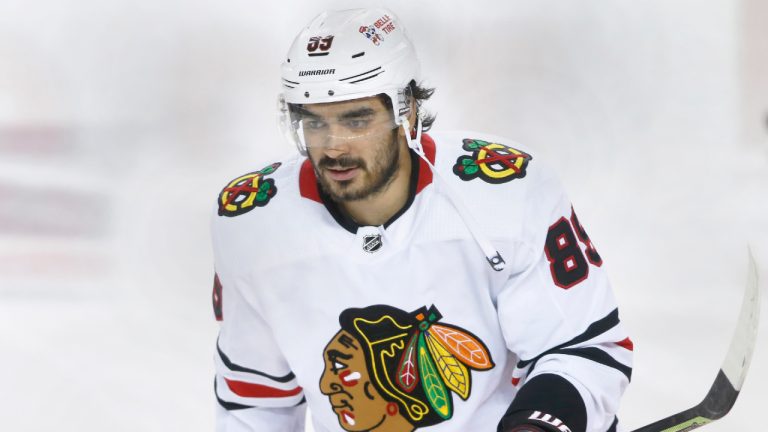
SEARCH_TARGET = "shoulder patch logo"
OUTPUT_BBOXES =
[218,163,281,217]
[453,138,532,184]
[320,304,494,431]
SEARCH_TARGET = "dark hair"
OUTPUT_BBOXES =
[408,79,436,131]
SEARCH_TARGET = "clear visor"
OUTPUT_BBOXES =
[279,95,399,151]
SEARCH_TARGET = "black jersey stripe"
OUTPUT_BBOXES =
[217,340,296,383]
[607,416,618,432]
[517,308,620,368]
[555,347,633,380]
[518,346,632,383]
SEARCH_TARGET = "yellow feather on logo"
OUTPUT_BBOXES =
[425,332,471,400]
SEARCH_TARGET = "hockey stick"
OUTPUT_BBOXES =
[631,249,761,432]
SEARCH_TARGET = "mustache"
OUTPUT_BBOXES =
[317,155,366,170]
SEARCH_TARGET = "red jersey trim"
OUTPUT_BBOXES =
[616,337,634,351]
[299,159,321,202]
[299,133,437,203]
[224,378,303,399]
[416,133,436,194]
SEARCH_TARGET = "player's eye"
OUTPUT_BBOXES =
[304,119,327,130]
[344,119,369,129]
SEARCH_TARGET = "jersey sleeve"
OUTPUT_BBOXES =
[211,215,306,432]
[496,167,632,432]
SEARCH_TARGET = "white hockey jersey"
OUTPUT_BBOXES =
[210,131,633,432]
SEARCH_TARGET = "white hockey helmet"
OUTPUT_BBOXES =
[278,8,421,154]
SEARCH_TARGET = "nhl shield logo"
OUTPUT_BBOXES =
[363,234,383,253]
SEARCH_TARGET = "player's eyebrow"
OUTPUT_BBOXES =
[291,105,375,121]
[291,105,321,118]
[337,107,375,120]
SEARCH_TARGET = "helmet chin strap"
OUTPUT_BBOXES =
[401,114,423,152]
[400,117,506,272]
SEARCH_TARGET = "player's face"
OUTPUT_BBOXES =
[302,96,401,202]
[319,330,392,432]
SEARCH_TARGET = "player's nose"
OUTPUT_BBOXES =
[323,123,354,149]
[321,138,350,159]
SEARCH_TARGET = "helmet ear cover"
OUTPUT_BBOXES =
[394,83,413,120]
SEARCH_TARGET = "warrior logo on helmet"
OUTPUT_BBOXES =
[217,163,281,217]
[453,138,532,184]
[320,304,494,432]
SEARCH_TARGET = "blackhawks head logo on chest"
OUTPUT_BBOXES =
[453,138,532,184]
[319,304,494,432]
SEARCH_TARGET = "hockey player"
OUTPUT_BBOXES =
[211,8,632,432]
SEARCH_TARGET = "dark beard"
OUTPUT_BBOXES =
[313,136,401,202]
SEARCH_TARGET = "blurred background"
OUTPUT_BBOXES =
[0,0,766,430]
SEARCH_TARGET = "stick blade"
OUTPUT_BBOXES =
[630,250,761,432]
[719,247,760,392]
